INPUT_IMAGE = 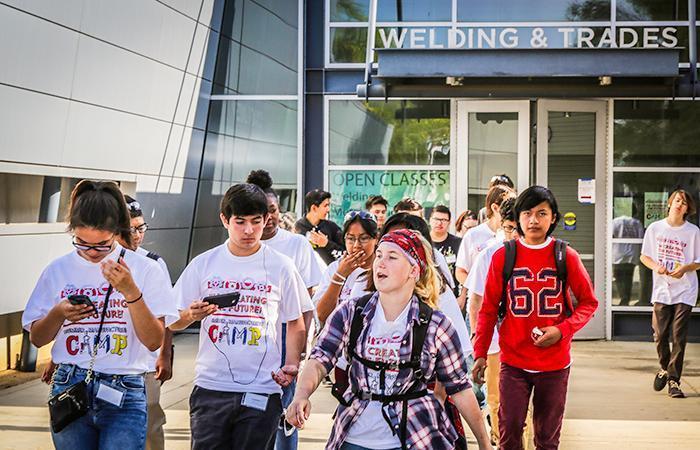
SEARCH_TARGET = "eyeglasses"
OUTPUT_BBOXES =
[130,223,149,234]
[344,210,377,223]
[502,225,516,233]
[430,217,450,224]
[345,235,373,245]
[72,237,114,253]
[490,175,512,185]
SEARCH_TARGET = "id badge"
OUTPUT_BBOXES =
[96,382,125,407]
[241,393,269,411]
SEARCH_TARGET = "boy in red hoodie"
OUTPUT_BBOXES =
[472,186,598,450]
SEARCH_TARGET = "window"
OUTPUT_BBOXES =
[0,174,80,224]
[457,0,611,22]
[616,0,688,21]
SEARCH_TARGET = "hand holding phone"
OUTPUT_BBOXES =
[68,294,97,314]
[202,292,241,309]
[531,326,544,342]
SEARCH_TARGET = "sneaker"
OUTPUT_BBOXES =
[653,370,668,391]
[668,380,685,398]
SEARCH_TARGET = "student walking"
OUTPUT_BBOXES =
[247,170,322,450]
[472,186,598,450]
[295,189,344,265]
[170,183,309,450]
[124,195,174,450]
[22,180,177,450]
[287,230,492,450]
[430,205,462,297]
[365,195,389,229]
[640,189,700,398]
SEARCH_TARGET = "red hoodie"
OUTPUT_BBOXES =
[473,238,598,372]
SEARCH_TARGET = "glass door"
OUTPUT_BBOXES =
[536,100,608,339]
[455,101,530,218]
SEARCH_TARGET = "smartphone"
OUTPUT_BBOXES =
[531,326,544,342]
[203,292,241,309]
[68,294,97,314]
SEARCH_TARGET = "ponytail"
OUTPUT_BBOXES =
[67,180,133,248]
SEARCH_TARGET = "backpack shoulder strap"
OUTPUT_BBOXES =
[408,300,433,382]
[554,239,573,317]
[146,251,161,261]
[498,240,517,320]
[347,293,375,362]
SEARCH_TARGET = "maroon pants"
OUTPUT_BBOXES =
[498,363,570,450]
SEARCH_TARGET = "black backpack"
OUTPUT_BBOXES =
[497,239,573,320]
[331,293,433,450]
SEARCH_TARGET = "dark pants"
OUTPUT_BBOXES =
[189,386,282,450]
[652,302,692,382]
[498,363,570,450]
[613,263,636,305]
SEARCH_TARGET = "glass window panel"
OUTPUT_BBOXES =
[329,100,450,165]
[330,0,370,22]
[614,100,700,167]
[202,100,298,196]
[457,0,611,22]
[377,0,452,22]
[328,169,449,224]
[330,27,368,63]
[616,0,688,21]
[213,0,298,94]
[611,172,700,307]
[0,174,81,224]
[467,112,518,213]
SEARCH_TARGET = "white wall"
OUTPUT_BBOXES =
[0,0,223,315]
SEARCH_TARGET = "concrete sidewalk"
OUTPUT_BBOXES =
[0,335,698,449]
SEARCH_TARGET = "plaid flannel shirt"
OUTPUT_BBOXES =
[310,292,471,450]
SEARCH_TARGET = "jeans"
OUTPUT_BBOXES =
[275,379,297,450]
[339,443,401,450]
[498,363,570,450]
[652,302,693,382]
[50,364,147,450]
[145,371,166,450]
[189,385,282,450]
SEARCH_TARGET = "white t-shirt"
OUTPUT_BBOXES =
[641,219,700,307]
[265,228,323,289]
[174,242,307,394]
[22,244,178,375]
[134,246,174,372]
[438,284,473,356]
[135,246,171,283]
[344,301,409,449]
[456,222,500,273]
[466,238,503,354]
[434,250,455,289]
[314,260,371,369]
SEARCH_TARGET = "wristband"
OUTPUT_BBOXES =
[333,272,347,281]
[330,279,344,286]
[126,293,143,304]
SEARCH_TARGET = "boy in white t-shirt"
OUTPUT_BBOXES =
[641,189,700,399]
[170,183,309,450]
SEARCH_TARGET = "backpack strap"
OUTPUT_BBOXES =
[498,240,517,320]
[554,239,573,317]
[145,251,161,261]
[408,300,433,382]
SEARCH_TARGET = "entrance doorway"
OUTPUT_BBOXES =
[456,99,608,339]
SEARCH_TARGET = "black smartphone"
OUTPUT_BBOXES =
[68,294,97,314]
[203,292,241,309]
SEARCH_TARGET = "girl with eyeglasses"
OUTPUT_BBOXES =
[22,180,178,449]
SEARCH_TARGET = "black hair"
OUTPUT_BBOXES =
[499,197,516,223]
[220,183,269,219]
[514,185,560,236]
[365,195,388,210]
[489,173,514,189]
[68,180,133,248]
[430,204,451,220]
[381,213,433,246]
[305,189,331,212]
[393,197,422,214]
[123,194,143,219]
[343,214,378,238]
[246,169,277,199]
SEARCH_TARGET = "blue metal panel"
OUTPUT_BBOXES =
[375,48,681,78]
[325,70,365,93]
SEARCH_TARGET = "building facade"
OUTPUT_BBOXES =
[0,0,698,368]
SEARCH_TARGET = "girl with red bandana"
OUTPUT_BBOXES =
[287,230,491,450]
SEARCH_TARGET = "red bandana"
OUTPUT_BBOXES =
[378,229,427,276]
